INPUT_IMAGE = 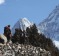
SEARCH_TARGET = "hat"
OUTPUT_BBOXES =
[8,25,10,27]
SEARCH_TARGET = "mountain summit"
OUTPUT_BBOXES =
[38,5,59,48]
[38,5,59,41]
[12,18,33,34]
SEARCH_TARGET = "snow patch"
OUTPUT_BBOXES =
[53,40,59,49]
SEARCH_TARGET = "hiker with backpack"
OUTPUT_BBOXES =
[4,25,12,42]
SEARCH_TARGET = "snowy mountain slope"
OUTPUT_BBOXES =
[12,18,33,35]
[38,5,59,41]
[53,40,59,49]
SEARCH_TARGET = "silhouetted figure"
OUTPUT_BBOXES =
[4,25,11,42]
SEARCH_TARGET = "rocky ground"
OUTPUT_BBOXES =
[0,42,51,56]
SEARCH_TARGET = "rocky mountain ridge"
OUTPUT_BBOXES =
[0,43,51,56]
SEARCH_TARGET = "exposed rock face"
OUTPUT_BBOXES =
[0,43,51,56]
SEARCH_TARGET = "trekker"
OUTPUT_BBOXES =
[4,25,12,42]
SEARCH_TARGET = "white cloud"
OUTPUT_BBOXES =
[0,0,5,5]
[53,40,59,49]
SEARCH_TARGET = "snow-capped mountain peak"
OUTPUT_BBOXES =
[38,5,59,48]
[19,18,32,30]
[12,18,33,35]
[38,5,59,40]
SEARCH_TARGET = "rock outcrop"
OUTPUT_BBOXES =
[0,43,51,56]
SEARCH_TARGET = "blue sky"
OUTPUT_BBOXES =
[0,0,59,34]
